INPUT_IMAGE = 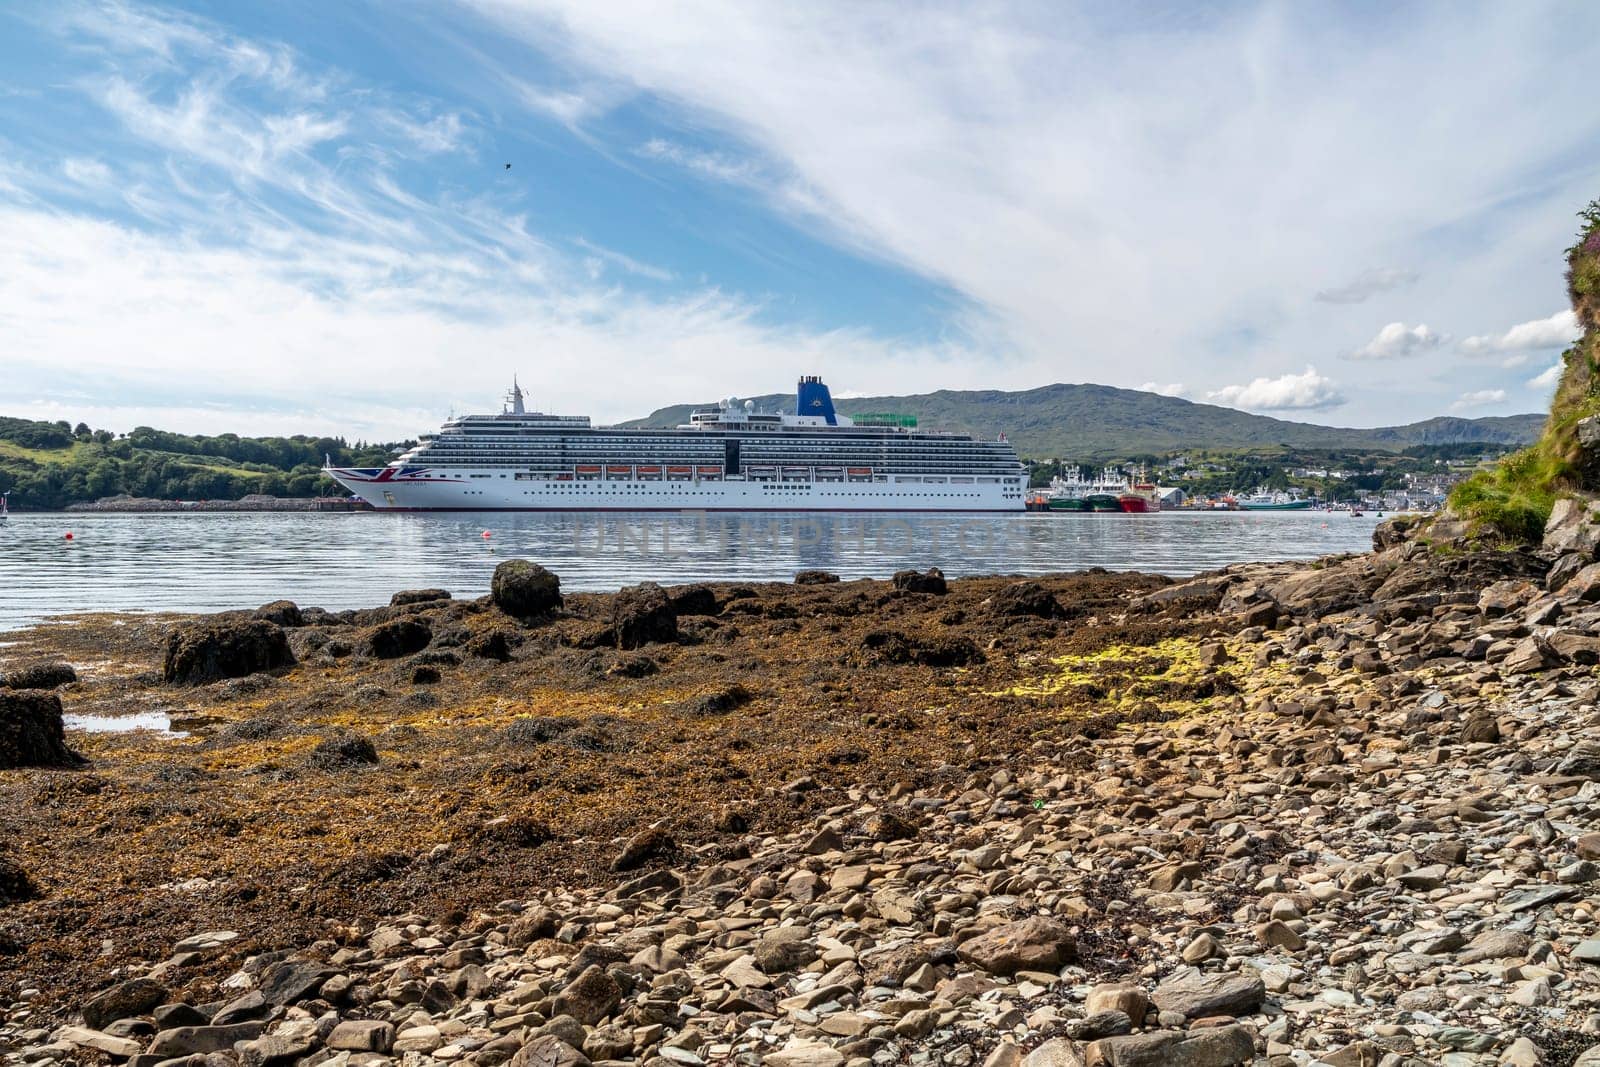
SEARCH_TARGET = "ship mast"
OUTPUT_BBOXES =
[505,376,526,416]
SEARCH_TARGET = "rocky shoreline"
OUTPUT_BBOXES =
[5,517,1600,1066]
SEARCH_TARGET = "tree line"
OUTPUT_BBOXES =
[0,418,406,509]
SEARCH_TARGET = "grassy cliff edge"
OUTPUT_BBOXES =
[1446,200,1600,543]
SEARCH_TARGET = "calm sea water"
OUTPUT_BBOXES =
[0,510,1383,631]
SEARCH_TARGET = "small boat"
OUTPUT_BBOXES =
[606,465,632,480]
[575,464,602,478]
[781,466,811,480]
[636,465,663,479]
[695,465,723,479]
[665,465,694,480]
[847,467,874,480]
[1239,490,1315,511]
[1351,509,1364,517]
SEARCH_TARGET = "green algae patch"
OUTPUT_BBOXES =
[984,636,1239,714]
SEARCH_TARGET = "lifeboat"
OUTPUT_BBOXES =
[747,465,777,479]
[696,465,723,478]
[847,467,873,480]
[782,466,811,480]
[636,465,662,479]
[666,465,693,480]
[555,473,574,482]
[575,465,602,478]
[606,465,632,479]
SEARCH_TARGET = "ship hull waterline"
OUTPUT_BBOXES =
[325,468,1024,513]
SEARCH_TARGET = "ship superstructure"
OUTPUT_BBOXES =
[325,376,1026,511]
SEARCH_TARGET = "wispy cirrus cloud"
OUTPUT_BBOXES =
[1314,267,1419,304]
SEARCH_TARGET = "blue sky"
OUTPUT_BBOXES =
[2,1,1599,439]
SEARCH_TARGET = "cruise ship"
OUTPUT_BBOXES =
[324,376,1027,511]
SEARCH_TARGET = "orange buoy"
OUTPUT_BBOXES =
[64,531,74,540]
[481,530,492,539]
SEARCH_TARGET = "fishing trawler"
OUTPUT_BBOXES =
[325,376,1027,512]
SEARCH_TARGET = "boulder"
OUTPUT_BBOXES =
[1478,579,1536,617]
[892,567,948,595]
[82,977,167,1030]
[0,856,39,904]
[666,584,719,615]
[986,581,1065,619]
[307,734,379,770]
[466,629,515,661]
[253,600,303,627]
[2,661,77,690]
[511,1034,590,1067]
[1085,1025,1254,1066]
[957,915,1077,975]
[611,582,678,649]
[0,690,86,769]
[552,964,620,1026]
[148,1022,267,1057]
[794,570,841,585]
[390,588,451,606]
[612,826,674,871]
[362,617,432,658]
[1545,497,1600,558]
[1150,969,1264,1018]
[163,619,293,684]
[326,1020,394,1054]
[491,560,563,618]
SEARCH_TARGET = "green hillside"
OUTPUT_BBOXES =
[623,384,1545,459]
[0,418,405,510]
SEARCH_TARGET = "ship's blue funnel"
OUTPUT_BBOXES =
[796,375,837,425]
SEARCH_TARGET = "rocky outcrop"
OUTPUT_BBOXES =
[610,582,677,649]
[162,619,294,684]
[0,661,77,690]
[0,690,86,769]
[892,567,948,595]
[491,560,563,619]
[360,617,432,659]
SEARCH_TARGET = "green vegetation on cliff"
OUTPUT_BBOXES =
[0,419,405,509]
[1447,200,1600,542]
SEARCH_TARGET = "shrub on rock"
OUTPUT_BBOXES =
[491,561,562,619]
[2,661,78,690]
[611,582,677,649]
[0,691,87,769]
[164,619,294,685]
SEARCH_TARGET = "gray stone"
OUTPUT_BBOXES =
[956,915,1077,976]
[1150,969,1265,1019]
[147,1023,266,1058]
[82,978,168,1031]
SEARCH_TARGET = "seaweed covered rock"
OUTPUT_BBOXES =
[985,581,1065,619]
[362,618,432,659]
[0,856,39,905]
[2,661,77,690]
[0,690,86,769]
[254,600,303,627]
[491,560,563,619]
[611,582,677,649]
[164,619,294,685]
[666,584,719,616]
[892,567,947,595]
[794,570,840,585]
[465,630,515,661]
[308,734,379,770]
[390,588,451,607]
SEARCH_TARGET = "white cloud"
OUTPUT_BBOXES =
[1138,381,1187,398]
[1461,309,1581,359]
[62,157,113,186]
[462,0,1600,424]
[1348,322,1446,360]
[1315,267,1419,304]
[1527,361,1564,390]
[1206,365,1345,412]
[1451,388,1507,410]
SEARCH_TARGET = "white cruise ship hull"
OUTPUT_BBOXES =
[327,468,1023,512]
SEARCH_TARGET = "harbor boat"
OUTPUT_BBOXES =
[1118,470,1161,513]
[1086,493,1123,512]
[324,375,1026,511]
[1238,490,1315,511]
[1047,496,1090,512]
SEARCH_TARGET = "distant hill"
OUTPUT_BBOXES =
[621,384,1546,459]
